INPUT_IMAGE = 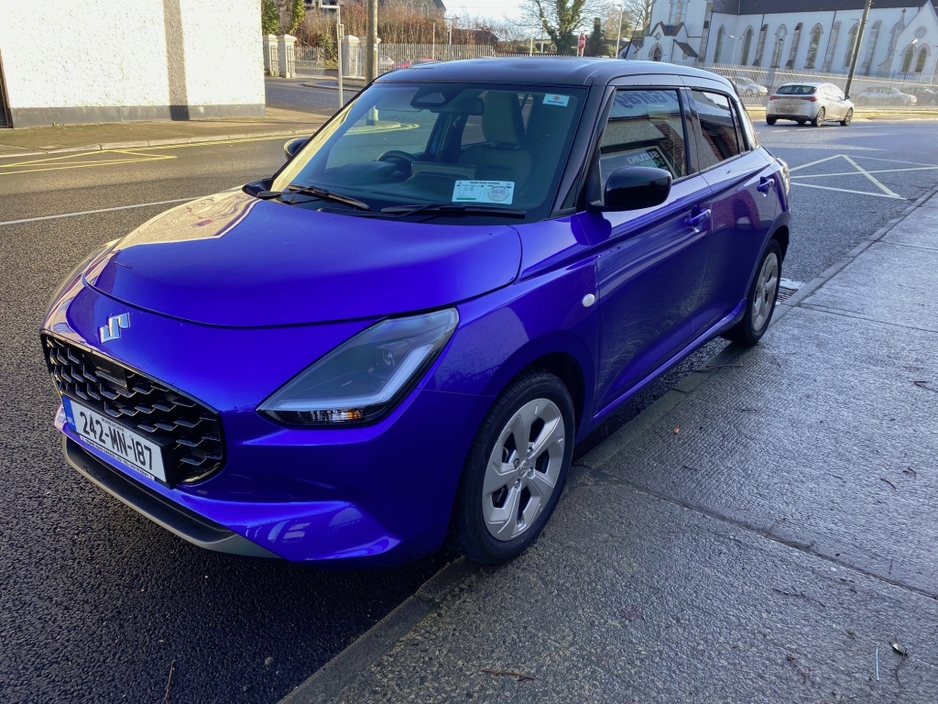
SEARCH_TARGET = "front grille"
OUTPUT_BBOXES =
[42,335,225,485]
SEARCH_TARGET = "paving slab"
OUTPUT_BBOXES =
[331,482,938,704]
[802,241,938,331]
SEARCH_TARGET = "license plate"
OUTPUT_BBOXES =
[62,397,167,483]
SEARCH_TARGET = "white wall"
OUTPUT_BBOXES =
[0,0,264,127]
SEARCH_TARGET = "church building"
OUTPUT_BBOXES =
[633,0,938,79]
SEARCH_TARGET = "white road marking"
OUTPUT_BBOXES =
[0,198,195,227]
[791,182,904,199]
[841,155,902,198]
[784,153,938,199]
[853,155,938,167]
[788,155,845,172]
[791,166,938,178]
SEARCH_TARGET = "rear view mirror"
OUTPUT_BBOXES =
[602,167,672,211]
[284,137,310,161]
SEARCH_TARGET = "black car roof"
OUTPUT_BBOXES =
[377,57,734,90]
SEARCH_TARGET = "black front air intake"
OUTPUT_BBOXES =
[42,335,225,484]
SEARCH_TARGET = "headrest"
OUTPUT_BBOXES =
[481,92,525,146]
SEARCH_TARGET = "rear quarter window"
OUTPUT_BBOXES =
[690,90,743,170]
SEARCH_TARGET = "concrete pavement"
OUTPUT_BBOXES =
[0,107,329,158]
[283,190,938,703]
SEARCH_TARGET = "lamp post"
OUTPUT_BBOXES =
[615,3,623,58]
[844,0,872,97]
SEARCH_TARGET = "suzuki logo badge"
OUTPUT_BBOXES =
[99,313,130,343]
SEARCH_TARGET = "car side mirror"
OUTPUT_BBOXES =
[284,137,310,161]
[601,167,672,211]
[844,94,850,100]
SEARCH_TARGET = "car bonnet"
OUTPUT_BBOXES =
[84,189,522,327]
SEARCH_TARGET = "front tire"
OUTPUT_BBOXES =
[450,370,575,565]
[812,108,826,127]
[766,116,777,125]
[841,109,853,126]
[722,240,782,346]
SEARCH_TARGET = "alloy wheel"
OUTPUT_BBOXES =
[752,251,779,332]
[481,398,566,541]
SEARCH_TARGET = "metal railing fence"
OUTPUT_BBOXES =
[702,62,938,108]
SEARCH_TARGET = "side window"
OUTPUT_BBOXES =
[691,90,743,170]
[597,89,688,189]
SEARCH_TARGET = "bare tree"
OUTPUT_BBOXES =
[623,0,654,32]
[520,0,604,55]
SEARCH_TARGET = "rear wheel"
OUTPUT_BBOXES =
[841,109,853,126]
[722,240,782,346]
[766,116,777,125]
[812,108,826,127]
[450,370,574,565]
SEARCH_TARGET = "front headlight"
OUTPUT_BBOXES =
[258,309,458,427]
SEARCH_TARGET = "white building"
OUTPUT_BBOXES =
[0,0,265,128]
[634,0,938,79]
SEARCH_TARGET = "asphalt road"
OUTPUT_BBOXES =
[266,77,356,112]
[2,114,938,703]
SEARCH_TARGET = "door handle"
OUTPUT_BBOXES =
[685,208,711,227]
[758,177,776,193]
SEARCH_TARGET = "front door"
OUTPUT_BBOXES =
[578,88,713,416]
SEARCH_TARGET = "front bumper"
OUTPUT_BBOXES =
[44,280,490,566]
[63,435,278,558]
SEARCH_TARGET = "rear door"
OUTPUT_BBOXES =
[687,88,779,332]
[576,86,714,414]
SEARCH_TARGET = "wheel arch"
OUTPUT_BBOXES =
[475,332,595,436]
[771,224,790,261]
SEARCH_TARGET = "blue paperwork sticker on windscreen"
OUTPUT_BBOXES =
[453,180,515,204]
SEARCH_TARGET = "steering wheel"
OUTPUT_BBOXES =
[377,150,417,175]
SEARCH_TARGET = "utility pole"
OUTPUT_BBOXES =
[615,3,623,58]
[845,0,872,97]
[365,0,377,83]
[336,3,344,107]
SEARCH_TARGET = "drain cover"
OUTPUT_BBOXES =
[776,278,803,304]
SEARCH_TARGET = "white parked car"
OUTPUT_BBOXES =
[735,77,768,97]
[766,82,854,127]
[854,85,917,106]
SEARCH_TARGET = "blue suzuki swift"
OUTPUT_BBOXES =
[42,59,790,567]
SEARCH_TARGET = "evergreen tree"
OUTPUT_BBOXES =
[261,0,280,35]
[287,0,306,35]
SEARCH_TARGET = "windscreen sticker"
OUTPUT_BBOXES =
[543,93,571,107]
[453,180,515,204]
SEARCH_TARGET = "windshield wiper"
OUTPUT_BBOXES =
[381,203,527,218]
[256,184,371,211]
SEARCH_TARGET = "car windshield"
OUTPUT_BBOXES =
[776,85,816,95]
[270,81,587,223]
